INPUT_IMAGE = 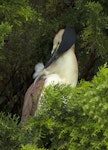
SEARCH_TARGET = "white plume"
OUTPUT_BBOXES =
[33,62,44,79]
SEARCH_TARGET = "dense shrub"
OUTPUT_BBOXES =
[20,144,45,150]
[0,0,108,115]
[0,65,108,150]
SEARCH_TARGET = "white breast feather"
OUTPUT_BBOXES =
[44,74,65,87]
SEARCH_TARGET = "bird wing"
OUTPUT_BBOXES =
[21,78,45,122]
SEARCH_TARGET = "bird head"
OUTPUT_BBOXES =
[45,27,76,68]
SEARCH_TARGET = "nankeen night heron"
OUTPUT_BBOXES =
[21,28,78,122]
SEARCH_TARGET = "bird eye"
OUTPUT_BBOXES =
[57,42,60,46]
[57,42,60,48]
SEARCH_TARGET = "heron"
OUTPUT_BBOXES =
[21,28,78,122]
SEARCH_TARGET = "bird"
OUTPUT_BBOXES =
[21,27,78,122]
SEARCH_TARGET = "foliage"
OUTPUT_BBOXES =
[0,0,41,115]
[0,65,108,150]
[20,144,45,150]
[0,0,108,136]
[0,112,22,150]
[0,22,12,50]
[0,0,34,48]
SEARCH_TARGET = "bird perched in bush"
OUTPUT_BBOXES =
[21,28,78,122]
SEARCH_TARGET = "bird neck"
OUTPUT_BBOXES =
[44,45,78,87]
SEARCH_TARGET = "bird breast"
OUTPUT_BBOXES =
[45,47,78,87]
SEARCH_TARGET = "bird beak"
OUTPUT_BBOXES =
[44,48,58,68]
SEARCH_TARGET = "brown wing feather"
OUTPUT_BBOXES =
[21,78,45,122]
